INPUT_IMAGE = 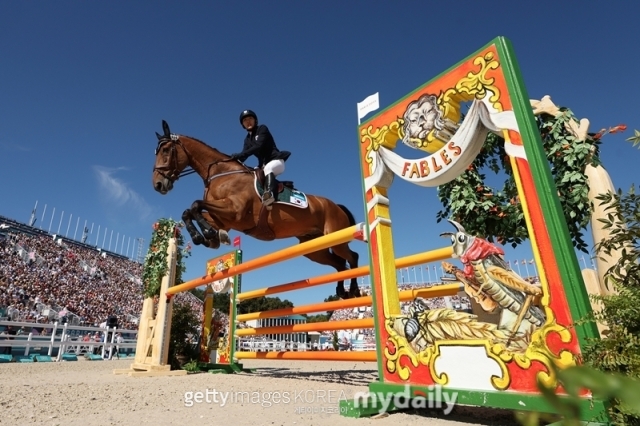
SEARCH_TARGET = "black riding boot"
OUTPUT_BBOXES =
[262,173,276,207]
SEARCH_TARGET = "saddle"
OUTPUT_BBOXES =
[247,169,294,242]
[255,168,295,193]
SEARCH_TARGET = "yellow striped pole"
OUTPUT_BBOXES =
[167,223,364,295]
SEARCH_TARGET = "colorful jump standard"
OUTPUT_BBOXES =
[342,35,608,422]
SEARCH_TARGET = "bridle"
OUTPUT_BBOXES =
[153,135,196,182]
[153,134,250,186]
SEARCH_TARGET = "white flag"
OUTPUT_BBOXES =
[357,92,380,123]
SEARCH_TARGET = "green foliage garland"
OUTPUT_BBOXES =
[436,109,604,253]
[141,218,191,299]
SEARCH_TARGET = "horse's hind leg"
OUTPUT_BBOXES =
[330,243,361,298]
[298,236,351,299]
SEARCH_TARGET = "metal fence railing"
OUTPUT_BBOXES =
[0,320,137,361]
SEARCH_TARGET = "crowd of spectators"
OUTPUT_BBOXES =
[0,224,207,331]
[0,230,148,329]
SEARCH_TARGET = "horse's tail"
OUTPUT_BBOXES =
[337,204,357,227]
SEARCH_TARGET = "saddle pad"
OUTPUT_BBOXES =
[253,175,309,209]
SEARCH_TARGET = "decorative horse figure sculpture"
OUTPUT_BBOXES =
[151,120,362,299]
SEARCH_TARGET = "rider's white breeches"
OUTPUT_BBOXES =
[264,159,285,177]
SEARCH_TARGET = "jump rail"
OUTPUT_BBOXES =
[235,351,377,362]
[236,283,461,321]
[236,246,454,301]
[167,223,365,296]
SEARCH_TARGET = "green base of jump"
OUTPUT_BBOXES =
[339,382,610,424]
[15,355,35,363]
[198,362,255,374]
[0,354,13,363]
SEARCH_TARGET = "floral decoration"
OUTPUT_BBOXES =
[141,218,191,298]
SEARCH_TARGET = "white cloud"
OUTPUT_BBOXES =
[93,165,154,221]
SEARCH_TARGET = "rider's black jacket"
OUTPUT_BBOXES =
[237,125,290,167]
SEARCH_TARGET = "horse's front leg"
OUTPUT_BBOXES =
[194,198,250,246]
[189,200,226,246]
[181,208,206,246]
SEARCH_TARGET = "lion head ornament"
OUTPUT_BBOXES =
[401,94,459,151]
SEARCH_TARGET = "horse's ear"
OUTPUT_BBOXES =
[162,120,170,136]
[155,132,162,141]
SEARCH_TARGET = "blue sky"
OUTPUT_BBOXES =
[1,1,638,307]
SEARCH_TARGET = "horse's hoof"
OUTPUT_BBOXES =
[192,235,204,245]
[203,239,220,250]
[219,230,231,245]
[203,227,217,240]
[336,286,348,300]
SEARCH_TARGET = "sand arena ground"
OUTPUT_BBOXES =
[0,358,521,425]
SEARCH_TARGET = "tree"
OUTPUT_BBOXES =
[237,296,293,315]
[168,301,200,369]
[436,108,626,253]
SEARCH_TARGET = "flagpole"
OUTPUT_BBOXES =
[29,200,37,226]
[57,211,64,234]
[40,204,47,229]
[74,217,80,240]
[66,214,72,237]
[419,266,424,284]
[48,208,55,233]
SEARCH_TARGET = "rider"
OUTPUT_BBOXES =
[230,110,291,207]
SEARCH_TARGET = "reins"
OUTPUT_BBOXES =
[154,135,252,186]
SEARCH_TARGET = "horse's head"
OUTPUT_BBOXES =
[152,120,190,194]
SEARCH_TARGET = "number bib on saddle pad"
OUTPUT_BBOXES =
[253,175,309,209]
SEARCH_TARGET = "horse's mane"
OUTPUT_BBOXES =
[178,134,252,172]
[179,134,228,156]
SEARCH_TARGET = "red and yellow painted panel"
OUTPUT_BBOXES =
[200,250,240,365]
[358,38,590,398]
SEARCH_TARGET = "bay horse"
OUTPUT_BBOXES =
[151,120,362,299]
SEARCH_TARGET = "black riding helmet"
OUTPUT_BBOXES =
[239,110,258,128]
